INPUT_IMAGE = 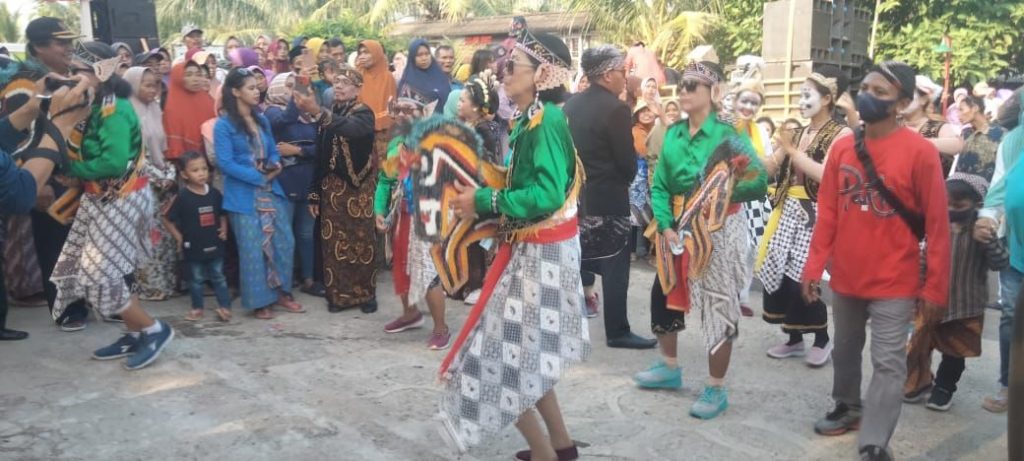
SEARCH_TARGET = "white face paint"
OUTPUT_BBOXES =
[735,90,763,121]
[721,92,736,113]
[799,81,823,119]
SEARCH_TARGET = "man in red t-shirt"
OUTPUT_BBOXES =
[801,61,951,461]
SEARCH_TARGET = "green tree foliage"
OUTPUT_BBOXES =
[706,0,767,66]
[0,3,20,43]
[567,0,718,69]
[36,3,80,37]
[873,0,1024,84]
[291,14,405,57]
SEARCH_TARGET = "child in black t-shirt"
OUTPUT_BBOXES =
[164,152,232,322]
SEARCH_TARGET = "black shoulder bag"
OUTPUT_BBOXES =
[852,127,926,241]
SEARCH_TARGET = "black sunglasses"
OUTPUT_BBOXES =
[504,59,535,76]
[680,79,706,93]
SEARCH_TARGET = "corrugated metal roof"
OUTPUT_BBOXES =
[388,12,592,38]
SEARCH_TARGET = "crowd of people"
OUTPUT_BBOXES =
[0,14,1022,461]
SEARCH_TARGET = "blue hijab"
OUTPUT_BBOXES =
[397,38,451,112]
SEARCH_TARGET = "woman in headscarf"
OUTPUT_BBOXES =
[355,40,397,165]
[630,100,655,260]
[305,37,328,64]
[445,30,590,459]
[125,66,179,301]
[215,67,304,320]
[228,47,260,69]
[264,72,323,297]
[268,38,291,74]
[396,38,451,113]
[163,59,217,161]
[295,64,379,314]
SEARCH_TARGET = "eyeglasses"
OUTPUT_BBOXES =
[680,79,706,93]
[504,59,535,76]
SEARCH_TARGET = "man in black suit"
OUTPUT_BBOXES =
[564,45,656,349]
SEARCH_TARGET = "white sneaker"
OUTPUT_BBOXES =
[463,289,481,305]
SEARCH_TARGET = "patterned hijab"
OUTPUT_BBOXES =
[397,38,451,112]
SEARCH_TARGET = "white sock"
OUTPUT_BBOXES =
[663,355,679,369]
[708,377,725,387]
[143,320,163,335]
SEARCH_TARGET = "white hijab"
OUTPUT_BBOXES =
[123,66,169,170]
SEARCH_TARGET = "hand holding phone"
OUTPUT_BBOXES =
[294,75,311,96]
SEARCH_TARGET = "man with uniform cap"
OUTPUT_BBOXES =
[564,45,657,350]
[23,17,80,76]
[803,61,951,461]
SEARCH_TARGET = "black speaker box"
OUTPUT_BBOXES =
[91,0,160,53]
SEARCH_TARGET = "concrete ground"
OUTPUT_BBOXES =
[0,264,1010,461]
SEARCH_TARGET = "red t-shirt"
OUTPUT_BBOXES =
[803,127,950,306]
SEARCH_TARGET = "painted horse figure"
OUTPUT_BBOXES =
[401,116,506,294]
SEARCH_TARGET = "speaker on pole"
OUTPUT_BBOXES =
[90,0,160,52]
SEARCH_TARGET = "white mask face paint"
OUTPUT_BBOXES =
[721,92,736,113]
[735,91,762,121]
[799,81,822,119]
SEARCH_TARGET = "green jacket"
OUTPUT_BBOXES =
[651,113,767,232]
[69,98,142,181]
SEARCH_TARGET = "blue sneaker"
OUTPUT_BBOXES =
[92,334,139,360]
[124,320,174,370]
[690,385,728,420]
[633,360,683,389]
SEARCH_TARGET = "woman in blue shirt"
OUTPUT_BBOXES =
[214,67,304,319]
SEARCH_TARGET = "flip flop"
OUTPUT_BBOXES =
[215,307,232,322]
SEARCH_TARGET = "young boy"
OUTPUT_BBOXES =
[904,172,1009,410]
[164,151,233,322]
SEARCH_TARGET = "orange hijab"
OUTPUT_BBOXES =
[356,40,397,132]
[163,61,217,160]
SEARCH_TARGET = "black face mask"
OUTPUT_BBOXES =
[856,92,896,123]
[949,208,977,223]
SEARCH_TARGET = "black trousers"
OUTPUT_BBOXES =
[31,209,88,323]
[933,354,966,393]
[582,244,632,339]
[0,266,9,329]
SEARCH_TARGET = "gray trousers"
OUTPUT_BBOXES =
[832,294,915,450]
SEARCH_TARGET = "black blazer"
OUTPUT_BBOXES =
[563,85,637,217]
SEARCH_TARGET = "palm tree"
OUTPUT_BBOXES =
[0,3,20,43]
[566,0,719,69]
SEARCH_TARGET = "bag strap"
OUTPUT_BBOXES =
[853,127,926,241]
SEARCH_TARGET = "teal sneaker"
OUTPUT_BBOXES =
[690,385,728,420]
[633,360,683,389]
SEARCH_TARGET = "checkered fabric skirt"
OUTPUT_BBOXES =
[439,236,591,450]
[407,228,439,306]
[744,198,771,250]
[51,188,154,319]
[757,197,814,293]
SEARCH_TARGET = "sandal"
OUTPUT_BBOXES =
[254,308,275,320]
[215,307,232,322]
[276,298,306,313]
[184,309,203,321]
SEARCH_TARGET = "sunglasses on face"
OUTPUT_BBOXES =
[504,59,535,76]
[680,79,706,93]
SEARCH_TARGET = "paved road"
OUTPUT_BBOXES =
[0,265,1009,460]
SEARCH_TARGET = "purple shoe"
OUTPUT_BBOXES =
[767,341,805,359]
[427,330,452,350]
[805,342,833,367]
[383,312,425,333]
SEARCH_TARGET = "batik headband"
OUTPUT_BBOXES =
[872,61,915,99]
[335,63,363,87]
[947,172,989,200]
[807,72,838,98]
[581,45,625,78]
[73,42,121,83]
[514,29,573,91]
[683,61,720,86]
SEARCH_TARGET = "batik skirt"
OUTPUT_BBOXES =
[629,158,650,227]
[229,190,294,310]
[319,174,377,309]
[3,215,44,299]
[649,212,746,354]
[135,185,179,299]
[758,197,827,334]
[51,187,154,318]
[439,235,591,450]
[904,314,983,393]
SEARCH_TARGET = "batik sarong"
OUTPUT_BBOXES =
[407,226,439,307]
[439,227,590,451]
[3,215,44,299]
[135,185,179,299]
[229,190,294,310]
[319,174,377,308]
[51,187,154,318]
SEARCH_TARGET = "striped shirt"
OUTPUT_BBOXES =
[944,223,1009,322]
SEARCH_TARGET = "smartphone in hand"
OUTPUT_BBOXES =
[294,75,311,96]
